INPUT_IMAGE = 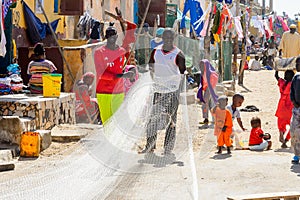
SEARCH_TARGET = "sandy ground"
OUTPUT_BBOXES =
[195,69,299,199]
[1,69,300,200]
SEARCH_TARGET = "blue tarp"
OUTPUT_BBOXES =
[22,1,60,44]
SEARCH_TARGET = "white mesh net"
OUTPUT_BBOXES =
[0,31,209,200]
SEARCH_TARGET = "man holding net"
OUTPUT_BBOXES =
[139,28,186,155]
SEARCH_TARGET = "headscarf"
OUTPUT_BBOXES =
[197,59,219,104]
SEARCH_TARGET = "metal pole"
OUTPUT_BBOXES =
[269,0,273,12]
[262,0,266,18]
[232,0,240,83]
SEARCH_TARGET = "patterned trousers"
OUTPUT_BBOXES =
[145,91,179,152]
[290,107,300,156]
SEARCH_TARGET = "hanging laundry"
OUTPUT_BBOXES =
[233,16,244,39]
[77,12,93,39]
[180,0,204,37]
[0,2,6,57]
[269,15,273,31]
[278,16,289,31]
[22,1,60,44]
[3,0,16,19]
[217,0,232,3]
[273,16,288,44]
[211,10,221,34]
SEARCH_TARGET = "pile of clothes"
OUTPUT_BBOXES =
[0,77,11,95]
[7,63,24,93]
[28,65,51,94]
[0,63,26,95]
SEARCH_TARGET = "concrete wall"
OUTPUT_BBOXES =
[13,0,65,34]
[13,0,134,44]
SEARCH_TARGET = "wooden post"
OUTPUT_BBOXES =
[218,32,223,82]
[232,0,240,83]
[238,0,252,85]
[238,12,246,85]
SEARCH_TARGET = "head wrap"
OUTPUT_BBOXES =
[156,28,165,36]
[33,43,45,56]
[82,72,95,80]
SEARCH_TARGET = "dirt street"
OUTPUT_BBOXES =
[1,70,300,200]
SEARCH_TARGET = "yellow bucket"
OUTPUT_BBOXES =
[42,74,62,97]
[20,131,40,157]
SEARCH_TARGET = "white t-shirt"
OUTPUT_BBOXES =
[250,60,261,71]
[226,104,241,121]
[153,46,181,93]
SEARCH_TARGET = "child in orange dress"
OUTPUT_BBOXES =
[275,70,294,148]
[211,96,233,154]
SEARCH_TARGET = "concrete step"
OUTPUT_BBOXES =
[50,124,101,142]
[0,116,36,145]
[0,163,15,172]
[0,149,15,172]
[36,130,51,151]
[51,126,89,142]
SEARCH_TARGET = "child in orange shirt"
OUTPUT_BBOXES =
[249,117,272,151]
[211,96,233,154]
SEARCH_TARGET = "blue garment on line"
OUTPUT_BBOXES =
[22,1,60,44]
[217,0,232,4]
[180,0,204,37]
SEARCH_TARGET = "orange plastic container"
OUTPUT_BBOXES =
[20,132,40,157]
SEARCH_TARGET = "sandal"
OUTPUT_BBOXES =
[292,156,299,164]
[279,132,284,143]
[281,143,288,148]
[199,119,209,124]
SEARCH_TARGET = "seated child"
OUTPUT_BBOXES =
[74,72,101,124]
[249,55,262,71]
[248,117,272,151]
[211,96,233,154]
[226,93,246,148]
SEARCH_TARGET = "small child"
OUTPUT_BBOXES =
[248,117,272,151]
[275,70,295,148]
[74,72,101,124]
[211,96,233,154]
[250,55,262,71]
[123,65,139,94]
[226,93,246,148]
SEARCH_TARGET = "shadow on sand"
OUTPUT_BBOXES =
[210,153,232,160]
[290,163,300,176]
[239,84,252,93]
[138,152,184,168]
[274,147,293,153]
